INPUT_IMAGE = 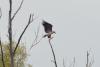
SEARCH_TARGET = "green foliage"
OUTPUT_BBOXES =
[0,42,27,67]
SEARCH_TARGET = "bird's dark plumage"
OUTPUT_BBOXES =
[42,20,52,33]
[42,20,53,38]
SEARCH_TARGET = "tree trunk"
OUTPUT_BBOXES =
[8,0,14,67]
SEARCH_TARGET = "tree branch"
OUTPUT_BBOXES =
[30,23,42,49]
[34,23,40,43]
[0,8,2,19]
[86,51,89,67]
[86,50,94,67]
[30,37,43,49]
[11,0,24,21]
[63,58,66,67]
[14,14,33,55]
[0,37,5,67]
[48,39,58,67]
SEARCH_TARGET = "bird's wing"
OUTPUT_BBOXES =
[42,20,53,33]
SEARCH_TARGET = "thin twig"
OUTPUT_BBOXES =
[63,58,66,67]
[0,8,2,19]
[86,50,94,67]
[11,0,24,21]
[13,14,33,55]
[86,51,89,67]
[69,57,76,67]
[30,23,41,49]
[0,37,5,67]
[73,57,75,67]
[34,23,40,43]
[48,39,58,67]
[30,37,43,49]
[31,31,56,49]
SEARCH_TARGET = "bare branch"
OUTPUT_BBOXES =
[0,8,2,19]
[30,28,56,49]
[72,57,75,67]
[14,14,33,55]
[11,0,24,21]
[0,37,5,67]
[48,39,58,67]
[30,37,43,49]
[34,23,40,43]
[86,50,94,67]
[63,58,66,67]
[89,56,94,67]
[69,57,76,67]
[86,51,89,67]
[30,23,41,49]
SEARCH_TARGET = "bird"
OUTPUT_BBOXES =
[42,20,55,38]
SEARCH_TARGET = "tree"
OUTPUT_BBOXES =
[0,42,27,67]
[7,0,33,67]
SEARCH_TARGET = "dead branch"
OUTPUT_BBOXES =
[89,55,94,67]
[63,58,66,67]
[34,23,40,43]
[86,51,89,67]
[30,37,43,49]
[48,38,58,67]
[14,14,33,55]
[0,37,5,67]
[0,8,2,19]
[69,57,76,67]
[72,57,75,67]
[86,50,94,67]
[30,26,56,49]
[11,0,24,21]
[30,23,42,49]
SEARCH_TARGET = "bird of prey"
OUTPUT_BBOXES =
[42,20,55,38]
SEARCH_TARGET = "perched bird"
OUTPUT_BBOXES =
[42,20,55,38]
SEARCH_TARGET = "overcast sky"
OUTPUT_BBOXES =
[0,0,100,67]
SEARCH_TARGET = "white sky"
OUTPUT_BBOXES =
[0,0,100,67]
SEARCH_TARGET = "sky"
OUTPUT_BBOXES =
[0,0,100,67]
